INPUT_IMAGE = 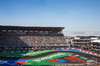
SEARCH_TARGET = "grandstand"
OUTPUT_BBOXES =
[0,25,67,52]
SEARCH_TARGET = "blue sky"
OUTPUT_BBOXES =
[0,0,100,33]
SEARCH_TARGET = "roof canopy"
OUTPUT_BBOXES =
[91,40,100,43]
[0,25,64,33]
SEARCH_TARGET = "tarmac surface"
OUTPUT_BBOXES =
[0,51,100,62]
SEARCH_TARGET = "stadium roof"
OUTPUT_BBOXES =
[91,40,100,43]
[0,25,64,32]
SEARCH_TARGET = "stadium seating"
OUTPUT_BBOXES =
[0,33,66,51]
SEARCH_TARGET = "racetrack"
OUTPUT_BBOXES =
[0,51,100,62]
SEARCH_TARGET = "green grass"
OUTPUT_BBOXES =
[0,50,53,57]
[25,52,73,65]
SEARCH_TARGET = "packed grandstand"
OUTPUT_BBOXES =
[0,25,100,66]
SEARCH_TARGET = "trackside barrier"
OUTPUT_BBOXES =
[11,51,14,53]
[53,48,83,53]
[75,48,100,57]
[17,51,21,52]
[2,51,6,53]
[53,48,100,57]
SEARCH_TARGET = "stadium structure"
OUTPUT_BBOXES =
[0,25,100,66]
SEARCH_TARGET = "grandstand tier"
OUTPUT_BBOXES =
[0,25,67,51]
